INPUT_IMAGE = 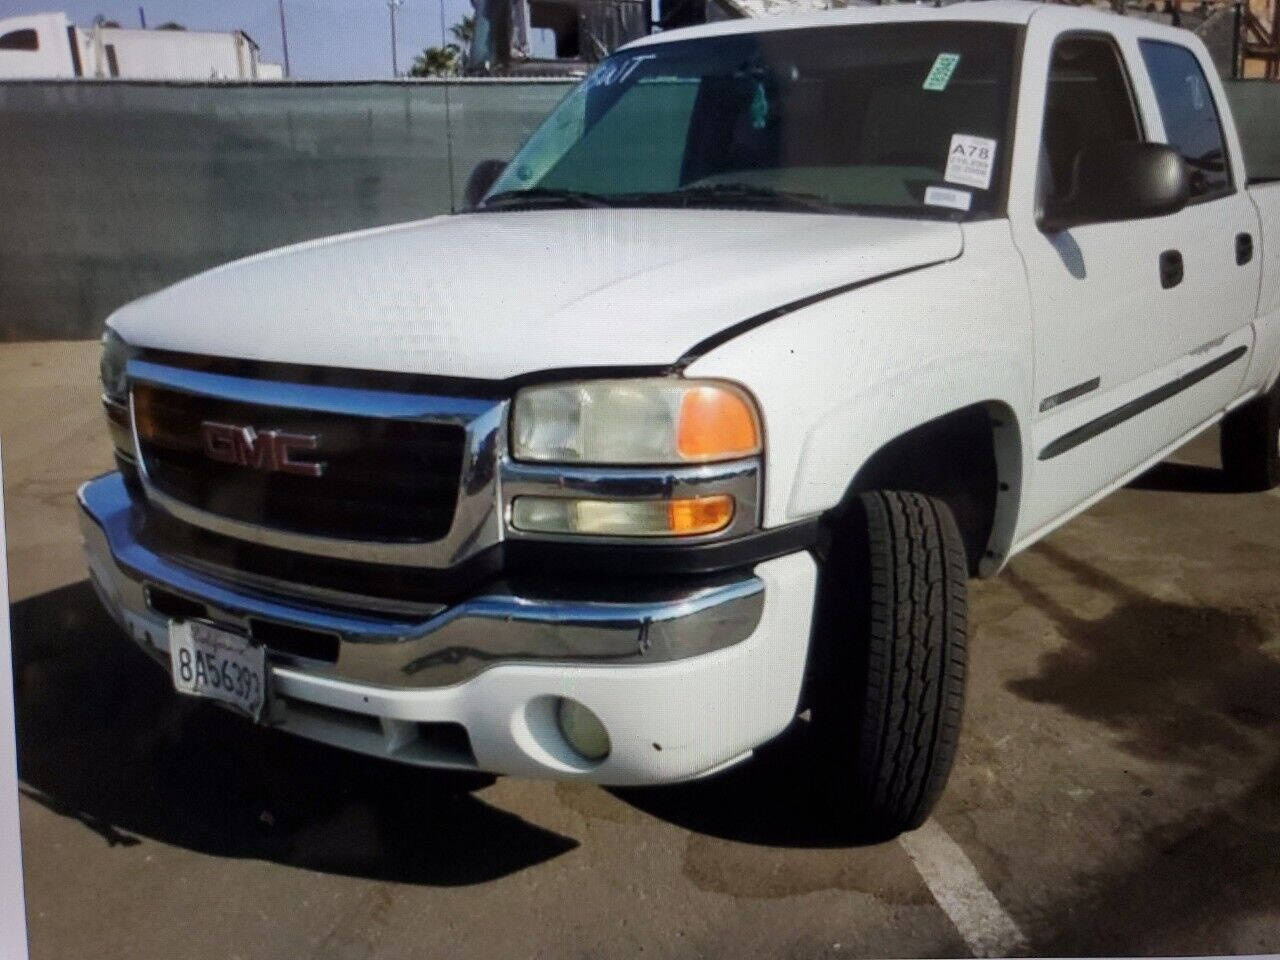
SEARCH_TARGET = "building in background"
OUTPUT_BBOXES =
[466,0,744,75]
[461,0,1269,77]
[0,12,284,80]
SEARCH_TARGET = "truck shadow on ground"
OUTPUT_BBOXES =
[1004,542,1280,952]
[11,580,577,886]
[1005,541,1280,766]
[1034,749,1280,955]
[614,727,880,849]
[1127,459,1254,494]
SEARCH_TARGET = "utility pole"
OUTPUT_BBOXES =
[1232,0,1243,79]
[278,0,292,78]
[388,0,405,77]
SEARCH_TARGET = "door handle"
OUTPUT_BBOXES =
[1237,232,1254,266]
[1160,249,1184,289]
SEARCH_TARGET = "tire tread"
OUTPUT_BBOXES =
[851,490,968,835]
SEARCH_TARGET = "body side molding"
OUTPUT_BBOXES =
[1039,346,1248,461]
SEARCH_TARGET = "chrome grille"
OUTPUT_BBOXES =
[127,359,506,568]
[134,382,464,543]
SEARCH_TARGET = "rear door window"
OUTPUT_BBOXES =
[1139,40,1232,201]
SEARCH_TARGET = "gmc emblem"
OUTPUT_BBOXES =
[200,421,325,477]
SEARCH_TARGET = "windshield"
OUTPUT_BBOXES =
[483,22,1019,220]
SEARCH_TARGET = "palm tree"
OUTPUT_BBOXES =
[408,43,461,77]
[449,15,475,49]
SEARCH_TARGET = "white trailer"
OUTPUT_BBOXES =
[0,12,283,80]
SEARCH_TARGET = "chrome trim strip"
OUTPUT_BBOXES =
[126,358,507,568]
[102,393,135,458]
[127,359,492,421]
[1038,376,1100,413]
[80,473,766,689]
[500,457,761,544]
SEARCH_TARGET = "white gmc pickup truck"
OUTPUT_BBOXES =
[81,1,1280,839]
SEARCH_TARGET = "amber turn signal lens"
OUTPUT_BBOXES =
[676,386,760,461]
[667,494,734,535]
[511,494,734,537]
[132,386,160,444]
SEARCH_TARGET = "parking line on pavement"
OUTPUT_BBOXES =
[899,819,1029,958]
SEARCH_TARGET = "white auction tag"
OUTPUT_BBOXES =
[924,185,972,212]
[945,133,998,190]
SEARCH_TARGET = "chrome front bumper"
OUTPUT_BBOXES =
[79,472,766,690]
[79,471,818,784]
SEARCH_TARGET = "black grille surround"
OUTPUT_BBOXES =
[133,382,466,544]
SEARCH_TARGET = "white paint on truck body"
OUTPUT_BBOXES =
[107,209,963,382]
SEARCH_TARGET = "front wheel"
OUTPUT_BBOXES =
[810,490,969,839]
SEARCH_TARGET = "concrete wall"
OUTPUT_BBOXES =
[0,79,573,341]
[1,77,1278,343]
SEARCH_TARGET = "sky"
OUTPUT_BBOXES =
[7,0,478,78]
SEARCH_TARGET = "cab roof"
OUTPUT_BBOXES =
[621,1,1170,49]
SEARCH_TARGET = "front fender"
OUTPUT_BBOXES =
[787,354,1029,518]
[684,221,1034,558]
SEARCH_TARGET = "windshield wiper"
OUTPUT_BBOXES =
[481,183,853,214]
[635,183,849,214]
[480,188,614,210]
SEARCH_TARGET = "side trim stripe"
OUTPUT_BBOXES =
[1039,345,1247,461]
[672,256,957,371]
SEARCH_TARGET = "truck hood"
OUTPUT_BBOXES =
[108,209,962,381]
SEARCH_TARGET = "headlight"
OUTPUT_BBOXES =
[99,327,138,458]
[511,379,761,465]
[99,327,136,402]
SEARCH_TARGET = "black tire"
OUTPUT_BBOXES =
[1221,381,1280,492]
[811,490,968,839]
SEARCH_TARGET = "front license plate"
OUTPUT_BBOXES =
[168,620,267,721]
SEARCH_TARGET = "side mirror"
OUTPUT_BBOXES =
[1040,142,1189,233]
[463,159,508,210]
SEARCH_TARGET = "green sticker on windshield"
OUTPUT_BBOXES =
[923,53,960,91]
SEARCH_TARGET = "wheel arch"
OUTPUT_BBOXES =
[832,400,1023,577]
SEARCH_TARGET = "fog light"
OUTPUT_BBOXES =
[556,698,610,762]
[511,495,734,537]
